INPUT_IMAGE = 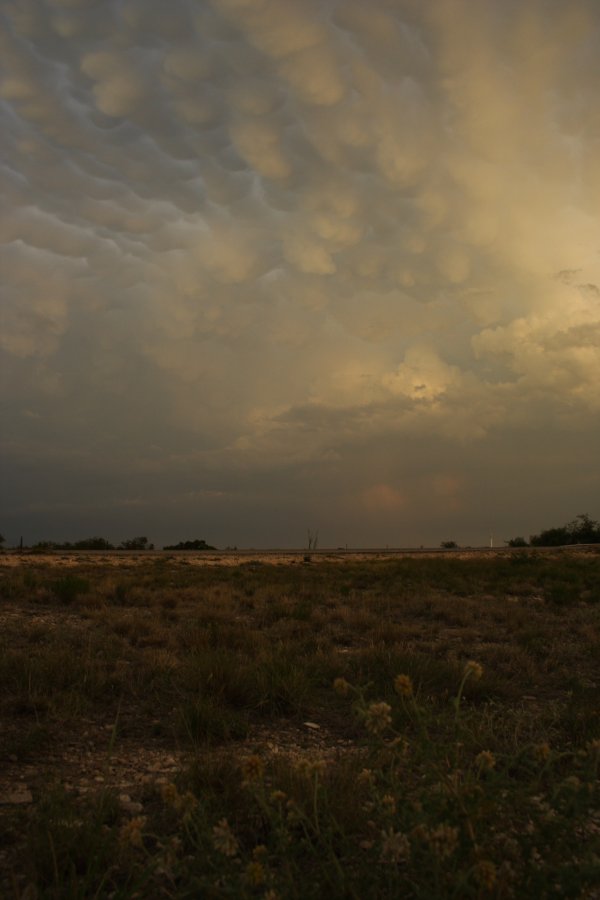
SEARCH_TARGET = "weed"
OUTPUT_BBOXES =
[51,575,90,604]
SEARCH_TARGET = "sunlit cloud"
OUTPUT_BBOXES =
[1,0,599,545]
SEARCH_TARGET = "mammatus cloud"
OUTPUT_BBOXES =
[1,0,599,545]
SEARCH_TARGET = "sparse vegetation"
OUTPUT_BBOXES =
[506,536,528,547]
[307,529,319,551]
[71,537,115,551]
[528,514,600,547]
[119,536,154,550]
[163,539,216,551]
[14,537,116,551]
[0,549,598,898]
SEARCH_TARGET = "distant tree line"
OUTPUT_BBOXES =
[119,537,154,550]
[506,514,600,547]
[163,539,216,550]
[0,535,218,551]
[22,536,117,551]
[16,536,155,551]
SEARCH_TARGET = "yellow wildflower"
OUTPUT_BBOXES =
[364,701,392,734]
[464,660,483,680]
[427,824,459,859]
[161,835,182,869]
[394,674,414,698]
[245,861,266,887]
[586,738,600,756]
[333,677,351,696]
[475,750,496,771]
[475,860,497,891]
[160,782,180,806]
[286,800,301,825]
[379,828,410,864]
[160,782,197,818]
[411,824,428,842]
[119,816,146,849]
[295,758,326,778]
[533,742,551,762]
[357,768,375,787]
[212,818,239,857]
[242,755,265,782]
[381,794,397,815]
[178,791,198,821]
[295,758,312,777]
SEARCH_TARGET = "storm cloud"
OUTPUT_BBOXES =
[1,0,599,547]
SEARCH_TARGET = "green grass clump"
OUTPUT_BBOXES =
[51,574,91,604]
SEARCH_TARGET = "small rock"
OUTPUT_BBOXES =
[303,722,321,730]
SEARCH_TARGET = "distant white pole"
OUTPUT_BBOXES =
[490,532,493,548]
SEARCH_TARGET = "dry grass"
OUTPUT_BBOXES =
[0,549,598,898]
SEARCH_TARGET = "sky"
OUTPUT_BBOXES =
[1,0,599,549]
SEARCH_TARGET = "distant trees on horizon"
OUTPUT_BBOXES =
[119,536,154,551]
[12,536,116,551]
[0,534,218,551]
[2,517,599,552]
[507,514,600,547]
[163,539,216,551]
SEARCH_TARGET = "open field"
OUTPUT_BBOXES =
[1,549,599,898]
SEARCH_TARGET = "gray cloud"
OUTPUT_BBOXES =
[1,0,599,546]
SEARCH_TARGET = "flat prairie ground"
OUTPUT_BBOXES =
[0,549,598,899]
